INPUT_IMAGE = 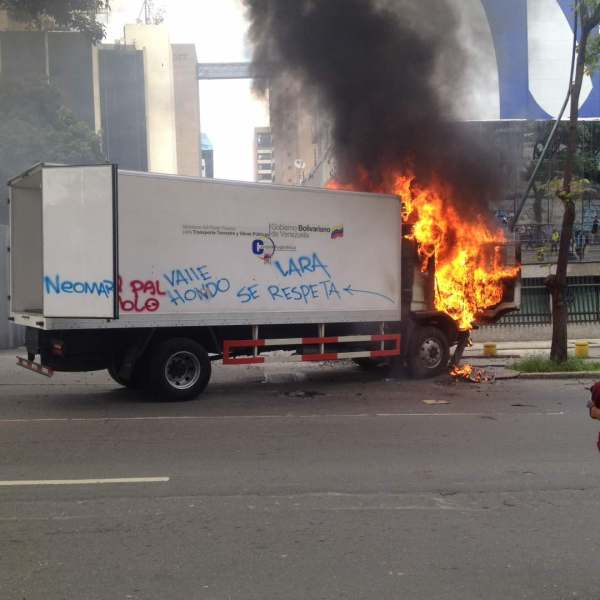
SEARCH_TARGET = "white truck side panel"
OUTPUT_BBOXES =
[42,166,115,318]
[115,172,401,324]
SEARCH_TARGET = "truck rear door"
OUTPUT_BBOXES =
[10,164,118,321]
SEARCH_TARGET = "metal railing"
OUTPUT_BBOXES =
[494,277,600,326]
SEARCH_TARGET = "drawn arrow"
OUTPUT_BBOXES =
[343,285,395,304]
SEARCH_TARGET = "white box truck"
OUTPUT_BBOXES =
[7,164,520,400]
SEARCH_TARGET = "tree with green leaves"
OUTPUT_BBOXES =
[548,0,600,363]
[0,79,105,222]
[0,0,109,44]
[524,121,600,225]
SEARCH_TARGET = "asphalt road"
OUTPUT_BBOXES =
[1,353,599,600]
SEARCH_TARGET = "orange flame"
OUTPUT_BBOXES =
[450,364,475,380]
[328,172,520,331]
[450,364,496,384]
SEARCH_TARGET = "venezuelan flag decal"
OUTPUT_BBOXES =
[331,226,344,240]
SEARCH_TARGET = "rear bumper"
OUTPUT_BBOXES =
[24,327,112,372]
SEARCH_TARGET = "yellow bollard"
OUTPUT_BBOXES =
[575,341,589,359]
[483,343,498,358]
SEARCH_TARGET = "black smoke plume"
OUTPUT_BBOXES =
[244,0,499,212]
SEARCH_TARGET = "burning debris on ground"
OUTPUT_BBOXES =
[450,363,497,384]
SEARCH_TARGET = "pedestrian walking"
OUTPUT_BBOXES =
[551,228,560,252]
[593,216,599,244]
[576,230,589,261]
[536,246,546,262]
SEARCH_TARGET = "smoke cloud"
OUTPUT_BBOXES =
[244,0,500,212]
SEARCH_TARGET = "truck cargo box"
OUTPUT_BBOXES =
[9,164,402,330]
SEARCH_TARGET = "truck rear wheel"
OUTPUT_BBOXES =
[148,338,211,401]
[408,326,449,379]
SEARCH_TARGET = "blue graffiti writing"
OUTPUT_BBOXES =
[321,280,341,300]
[168,278,231,306]
[164,266,211,288]
[237,285,260,304]
[273,253,331,279]
[44,274,114,298]
[267,280,340,305]
[343,285,395,304]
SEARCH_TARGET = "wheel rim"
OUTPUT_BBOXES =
[419,338,443,370]
[164,351,201,390]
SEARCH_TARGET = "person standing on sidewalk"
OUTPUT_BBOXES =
[575,230,588,261]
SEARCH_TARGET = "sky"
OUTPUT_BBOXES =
[105,0,269,181]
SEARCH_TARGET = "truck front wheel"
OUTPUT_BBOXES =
[408,326,450,379]
[148,338,211,401]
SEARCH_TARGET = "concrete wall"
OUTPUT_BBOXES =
[0,225,25,349]
[172,44,201,177]
[124,24,178,175]
[270,76,319,186]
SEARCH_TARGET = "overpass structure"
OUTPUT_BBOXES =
[197,62,271,80]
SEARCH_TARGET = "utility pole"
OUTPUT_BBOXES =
[138,0,152,25]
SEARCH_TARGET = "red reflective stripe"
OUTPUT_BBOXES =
[223,340,265,365]
[302,337,338,345]
[372,334,400,343]
[224,356,265,366]
[371,349,400,358]
[226,339,266,349]
[222,333,402,366]
[371,334,401,357]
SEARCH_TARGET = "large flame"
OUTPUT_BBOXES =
[328,172,520,331]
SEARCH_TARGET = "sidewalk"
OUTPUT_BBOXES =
[471,323,600,343]
[465,338,600,357]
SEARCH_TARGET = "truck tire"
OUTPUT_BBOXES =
[408,326,450,379]
[148,338,211,401]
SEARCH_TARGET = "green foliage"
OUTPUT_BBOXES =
[512,354,600,373]
[0,0,109,44]
[586,32,600,74]
[579,0,600,73]
[0,79,105,189]
[524,121,600,216]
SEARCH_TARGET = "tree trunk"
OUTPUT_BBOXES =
[549,12,590,363]
[532,183,544,225]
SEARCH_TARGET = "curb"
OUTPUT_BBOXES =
[492,369,521,380]
[517,371,600,380]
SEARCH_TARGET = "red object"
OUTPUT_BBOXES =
[222,334,401,365]
[591,382,600,408]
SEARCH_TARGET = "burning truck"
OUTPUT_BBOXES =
[8,163,520,400]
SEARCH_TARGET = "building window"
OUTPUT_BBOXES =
[257,133,272,147]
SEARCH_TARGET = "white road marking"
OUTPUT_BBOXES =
[321,505,485,512]
[0,412,565,424]
[0,477,170,487]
